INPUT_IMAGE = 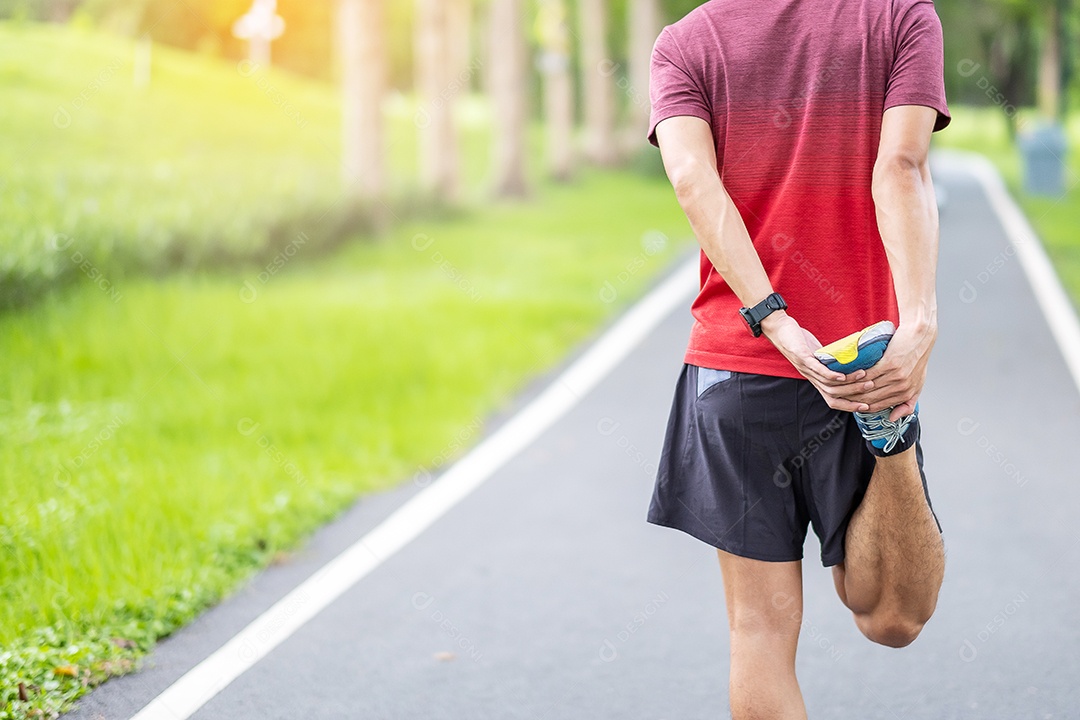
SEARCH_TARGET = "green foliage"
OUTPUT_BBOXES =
[938,0,1080,117]
[0,590,217,719]
[661,0,704,24]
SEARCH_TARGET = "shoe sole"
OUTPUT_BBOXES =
[814,320,895,373]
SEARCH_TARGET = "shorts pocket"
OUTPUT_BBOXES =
[696,366,734,398]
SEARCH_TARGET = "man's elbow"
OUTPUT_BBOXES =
[872,151,929,200]
[666,159,709,204]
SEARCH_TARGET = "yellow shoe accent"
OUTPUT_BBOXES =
[817,330,863,364]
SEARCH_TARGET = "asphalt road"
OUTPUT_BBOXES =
[66,153,1080,719]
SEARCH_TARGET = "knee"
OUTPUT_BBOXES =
[856,611,927,648]
[730,601,802,644]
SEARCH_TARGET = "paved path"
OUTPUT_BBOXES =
[67,154,1080,719]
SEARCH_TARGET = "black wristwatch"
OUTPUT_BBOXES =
[739,292,787,337]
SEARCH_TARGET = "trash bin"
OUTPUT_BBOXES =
[1018,123,1068,196]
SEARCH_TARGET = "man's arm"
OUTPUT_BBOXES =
[852,105,940,419]
[654,116,869,410]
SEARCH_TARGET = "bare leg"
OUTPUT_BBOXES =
[717,550,807,720]
[832,445,945,647]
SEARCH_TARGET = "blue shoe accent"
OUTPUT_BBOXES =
[821,338,889,374]
[814,320,895,374]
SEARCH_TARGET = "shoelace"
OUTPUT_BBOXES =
[854,409,916,454]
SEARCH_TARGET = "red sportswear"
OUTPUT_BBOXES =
[648,0,950,378]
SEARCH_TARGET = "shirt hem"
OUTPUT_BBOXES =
[647,105,714,147]
[683,348,806,380]
[883,96,952,131]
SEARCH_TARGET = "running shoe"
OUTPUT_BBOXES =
[814,320,917,454]
[814,320,895,374]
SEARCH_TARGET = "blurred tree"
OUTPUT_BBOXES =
[35,0,79,21]
[1035,0,1073,119]
[489,0,529,196]
[55,0,336,81]
[980,0,1071,130]
[578,0,619,164]
[536,0,576,181]
[627,0,661,133]
[659,0,697,24]
[937,0,1078,130]
[1061,0,1075,111]
[988,3,1036,136]
[449,0,473,87]
[339,0,386,204]
[1038,0,1063,119]
[933,0,1036,136]
[416,0,461,201]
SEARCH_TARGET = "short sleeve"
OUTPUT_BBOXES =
[647,28,713,147]
[885,1,951,131]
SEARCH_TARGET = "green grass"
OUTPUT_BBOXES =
[0,139,691,720]
[0,21,521,309]
[935,105,1080,301]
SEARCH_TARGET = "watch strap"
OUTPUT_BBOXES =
[739,292,787,337]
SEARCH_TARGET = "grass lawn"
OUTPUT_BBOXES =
[0,170,692,717]
[0,20,519,309]
[934,105,1080,301]
[0,21,692,720]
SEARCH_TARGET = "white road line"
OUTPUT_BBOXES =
[951,150,1080,396]
[127,256,699,720]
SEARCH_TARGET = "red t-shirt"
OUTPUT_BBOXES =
[648,0,950,379]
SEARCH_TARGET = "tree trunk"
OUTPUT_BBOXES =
[339,0,385,204]
[627,0,661,135]
[578,0,618,165]
[998,7,1035,141]
[449,0,473,90]
[1061,0,1074,114]
[488,0,529,196]
[1037,0,1063,121]
[537,0,575,181]
[416,0,460,201]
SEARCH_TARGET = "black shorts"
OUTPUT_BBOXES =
[646,364,938,566]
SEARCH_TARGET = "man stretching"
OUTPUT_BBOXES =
[645,0,950,716]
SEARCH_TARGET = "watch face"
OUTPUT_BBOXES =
[739,307,756,332]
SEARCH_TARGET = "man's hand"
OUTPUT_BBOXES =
[761,311,872,413]
[845,322,937,420]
